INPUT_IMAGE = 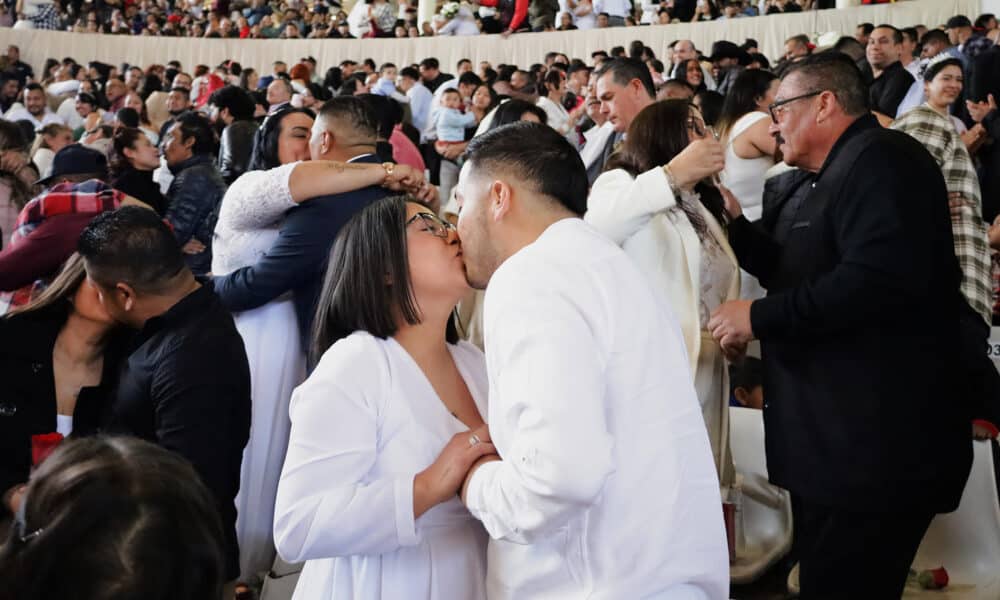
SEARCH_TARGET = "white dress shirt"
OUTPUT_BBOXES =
[407,82,434,143]
[594,0,630,18]
[274,332,489,599]
[3,106,64,129]
[465,218,728,599]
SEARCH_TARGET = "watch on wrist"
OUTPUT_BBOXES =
[381,161,395,184]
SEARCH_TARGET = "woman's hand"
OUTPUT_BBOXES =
[437,141,468,161]
[665,137,725,190]
[413,425,496,518]
[718,184,743,219]
[962,124,987,155]
[988,215,1000,251]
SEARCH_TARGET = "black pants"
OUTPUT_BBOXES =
[792,496,935,599]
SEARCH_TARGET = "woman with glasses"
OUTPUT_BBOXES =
[210,106,430,590]
[274,195,492,600]
[585,99,739,487]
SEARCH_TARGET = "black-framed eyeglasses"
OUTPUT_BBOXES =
[768,91,823,123]
[406,212,454,239]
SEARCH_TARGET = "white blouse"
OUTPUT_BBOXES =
[211,162,298,276]
[720,111,774,222]
[273,332,489,600]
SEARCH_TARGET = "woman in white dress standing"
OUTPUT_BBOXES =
[211,106,430,590]
[274,195,493,600]
[586,100,739,487]
[717,69,779,300]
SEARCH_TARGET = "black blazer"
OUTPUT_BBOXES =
[213,154,389,346]
[728,115,972,513]
[0,305,123,500]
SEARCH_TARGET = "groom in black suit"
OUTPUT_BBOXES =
[213,97,390,347]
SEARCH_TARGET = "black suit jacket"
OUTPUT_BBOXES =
[869,61,914,118]
[728,115,971,513]
[213,154,389,346]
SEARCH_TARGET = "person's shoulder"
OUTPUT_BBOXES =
[312,331,391,383]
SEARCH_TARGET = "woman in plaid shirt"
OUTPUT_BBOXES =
[892,56,993,326]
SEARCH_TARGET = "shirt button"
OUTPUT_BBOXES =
[0,401,16,417]
[31,362,43,373]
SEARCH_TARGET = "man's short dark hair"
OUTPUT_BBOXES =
[115,108,140,128]
[857,22,874,35]
[400,66,420,80]
[458,72,482,88]
[24,82,44,95]
[464,121,587,216]
[169,86,191,99]
[920,29,950,47]
[379,62,397,73]
[457,58,472,69]
[595,58,655,99]
[591,50,609,59]
[171,111,216,155]
[316,96,378,141]
[900,27,918,45]
[874,24,903,44]
[786,51,870,118]
[78,206,187,293]
[787,34,810,47]
[208,85,255,121]
[419,57,439,70]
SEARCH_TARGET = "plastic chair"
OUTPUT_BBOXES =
[905,439,1000,599]
[728,406,794,585]
[258,556,302,600]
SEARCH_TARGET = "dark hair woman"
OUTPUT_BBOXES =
[212,104,430,588]
[110,127,167,214]
[0,119,37,242]
[587,99,738,488]
[716,68,779,225]
[0,254,126,524]
[489,98,548,129]
[0,437,226,600]
[673,58,707,94]
[274,195,492,599]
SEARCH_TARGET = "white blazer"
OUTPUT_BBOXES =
[586,166,740,377]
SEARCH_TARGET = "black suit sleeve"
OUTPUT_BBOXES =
[727,216,783,288]
[212,200,333,312]
[751,145,939,339]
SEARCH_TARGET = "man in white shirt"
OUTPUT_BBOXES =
[4,83,64,129]
[455,122,728,600]
[399,66,434,143]
[594,0,629,26]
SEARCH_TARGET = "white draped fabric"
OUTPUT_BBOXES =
[7,0,977,80]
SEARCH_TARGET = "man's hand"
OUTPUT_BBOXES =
[961,123,987,154]
[708,300,755,355]
[966,94,997,123]
[182,239,206,254]
[460,453,502,505]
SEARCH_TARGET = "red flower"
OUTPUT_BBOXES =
[31,433,64,467]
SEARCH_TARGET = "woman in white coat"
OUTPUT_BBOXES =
[586,99,739,487]
[273,196,495,600]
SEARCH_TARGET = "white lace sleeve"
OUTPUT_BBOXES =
[218,161,299,232]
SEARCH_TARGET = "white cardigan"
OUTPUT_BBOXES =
[585,166,740,377]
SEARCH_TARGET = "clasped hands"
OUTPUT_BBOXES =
[413,424,501,518]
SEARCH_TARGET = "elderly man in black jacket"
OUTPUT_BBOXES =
[77,206,251,587]
[163,111,227,275]
[709,52,971,598]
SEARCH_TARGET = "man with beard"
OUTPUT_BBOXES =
[4,83,64,128]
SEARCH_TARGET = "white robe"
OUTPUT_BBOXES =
[274,332,489,600]
[464,218,729,599]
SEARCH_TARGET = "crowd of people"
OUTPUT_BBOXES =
[2,0,843,39]
[0,5,999,600]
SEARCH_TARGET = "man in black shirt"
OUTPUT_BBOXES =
[418,57,454,93]
[866,24,914,123]
[5,45,34,87]
[77,206,251,585]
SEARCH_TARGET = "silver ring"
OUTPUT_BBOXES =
[469,434,481,447]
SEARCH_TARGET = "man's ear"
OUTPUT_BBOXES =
[114,282,138,312]
[734,387,749,407]
[489,179,513,223]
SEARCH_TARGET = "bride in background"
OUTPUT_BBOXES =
[211,105,428,590]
